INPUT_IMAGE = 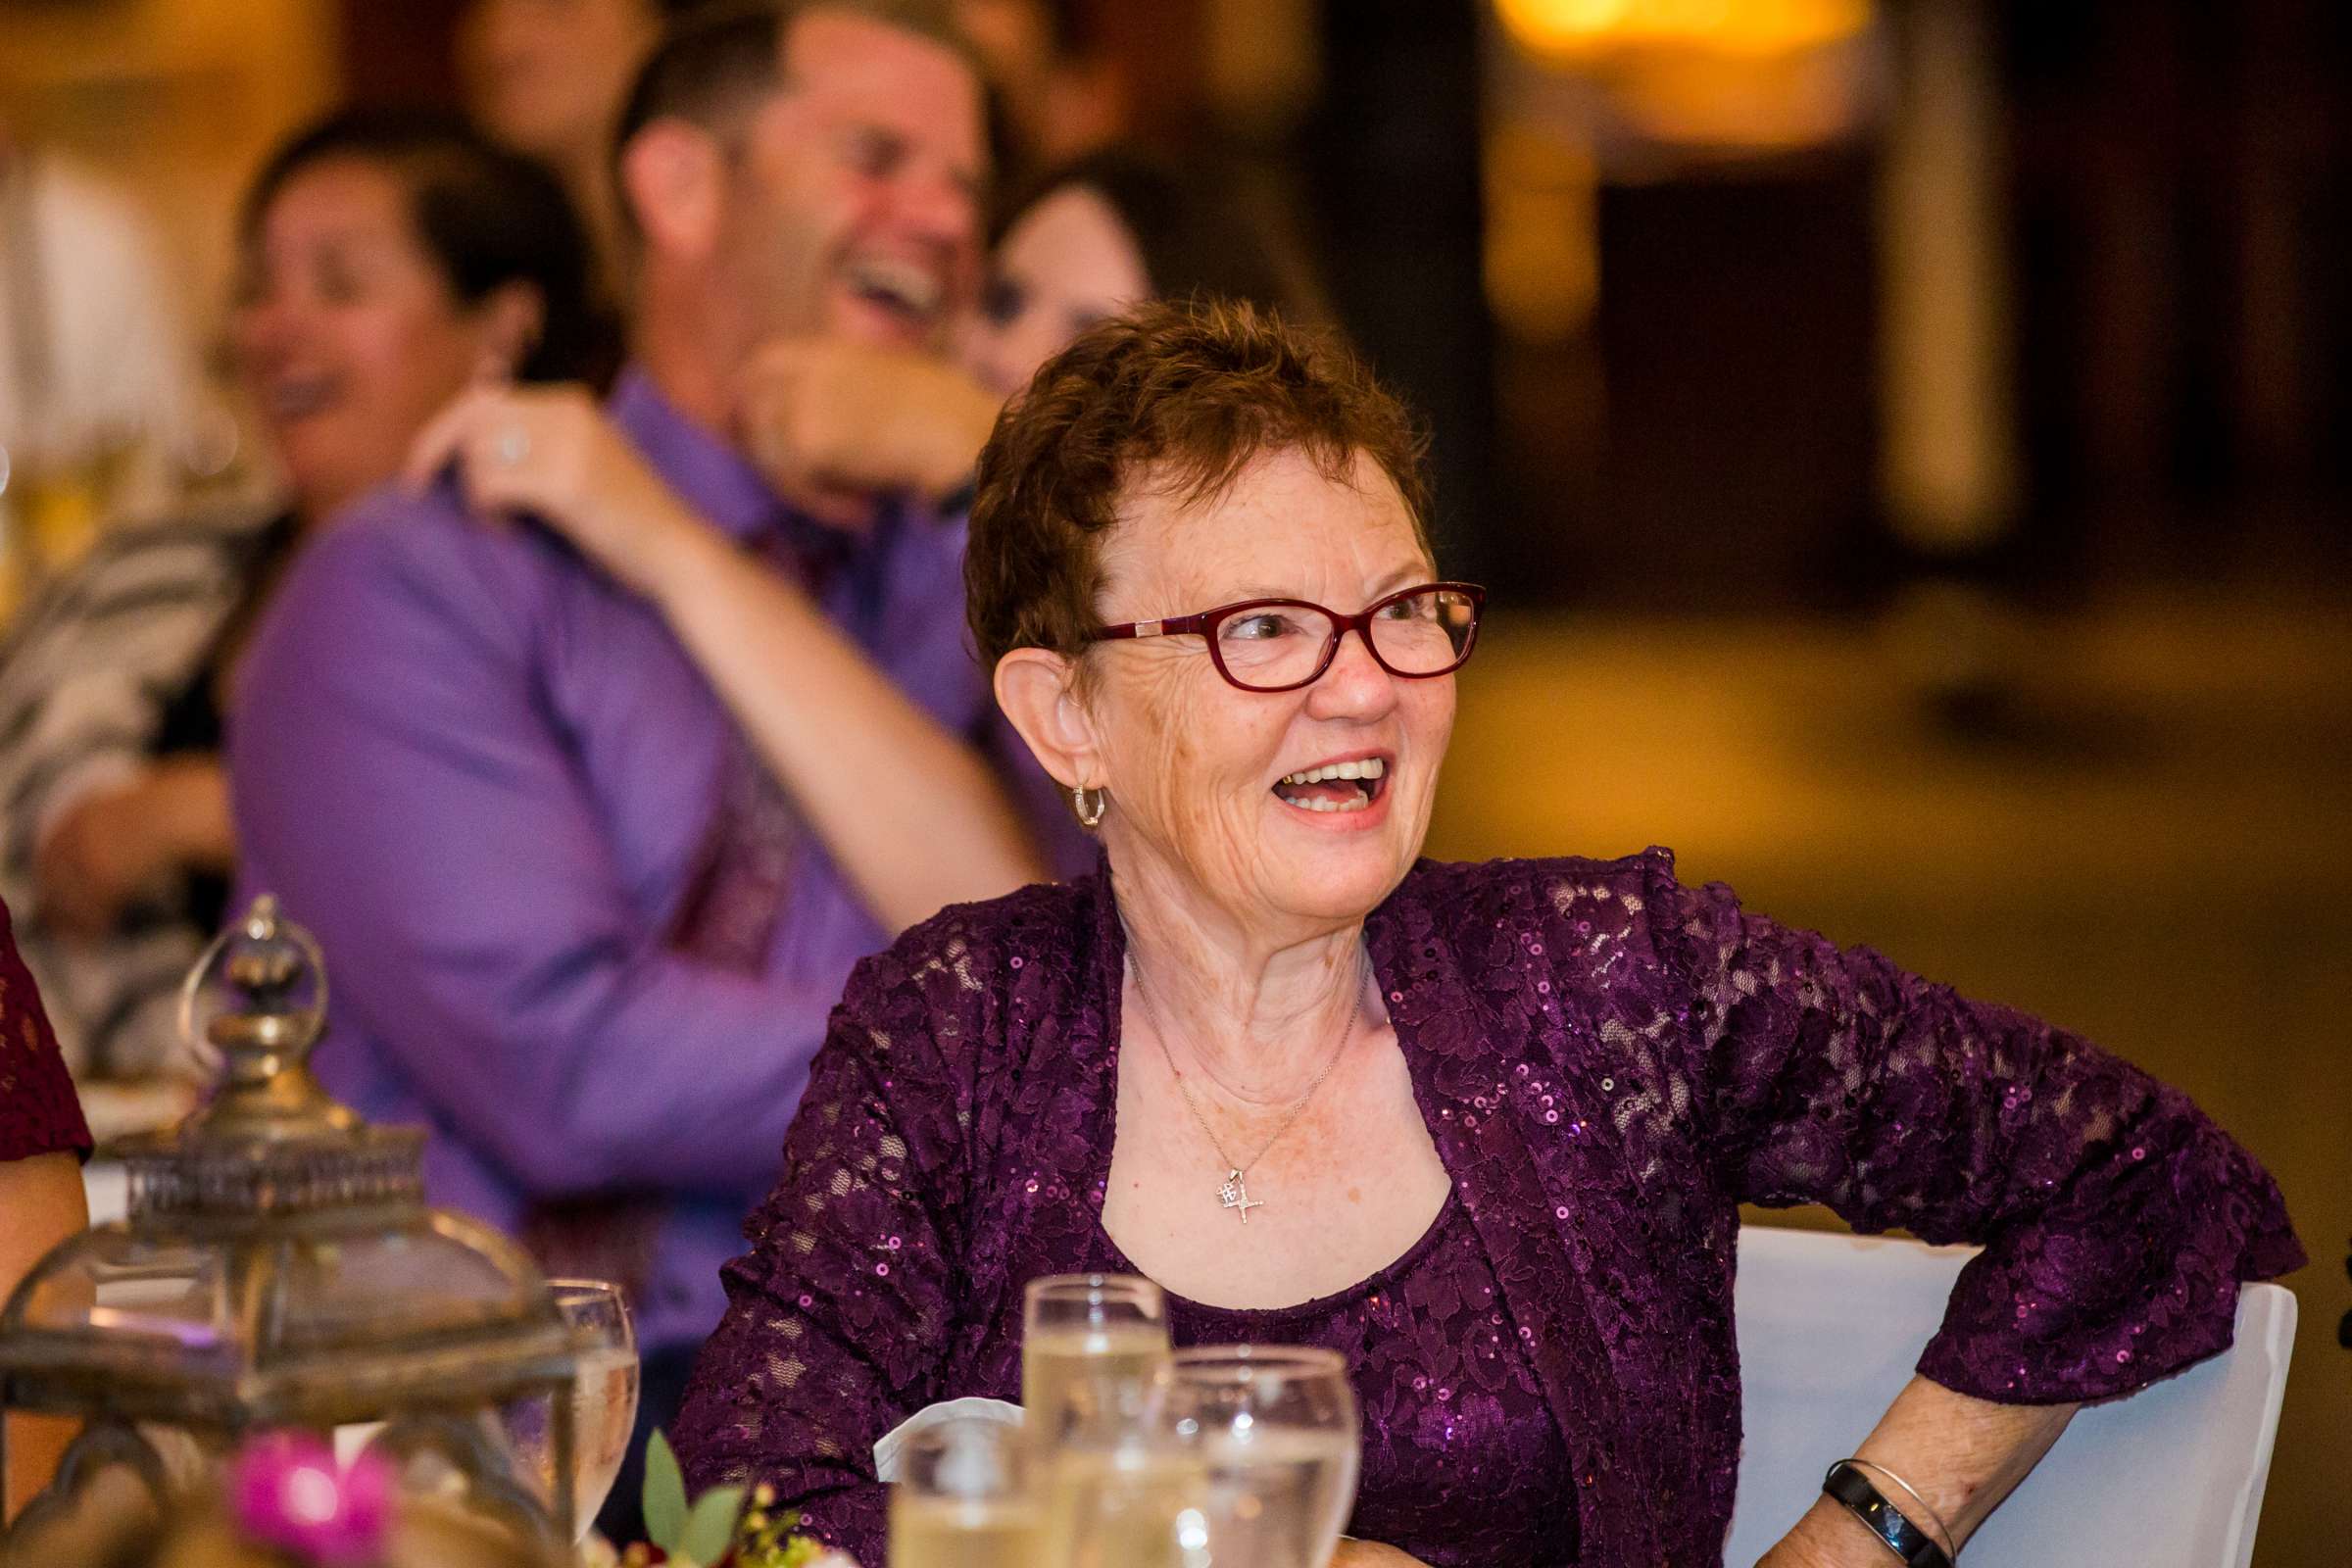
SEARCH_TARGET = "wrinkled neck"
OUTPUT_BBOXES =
[1110,856,1373,1104]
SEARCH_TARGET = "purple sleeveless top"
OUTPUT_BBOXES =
[1145,1194,1579,1567]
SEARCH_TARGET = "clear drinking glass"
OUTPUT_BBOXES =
[1035,1372,1203,1568]
[1021,1274,1170,1446]
[1165,1346,1361,1568]
[1024,1274,1194,1568]
[890,1416,1040,1568]
[498,1278,641,1542]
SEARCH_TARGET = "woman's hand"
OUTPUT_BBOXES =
[1329,1539,1433,1568]
[34,758,232,939]
[734,338,1000,528]
[404,382,708,601]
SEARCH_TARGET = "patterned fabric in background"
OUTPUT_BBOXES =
[0,504,291,1083]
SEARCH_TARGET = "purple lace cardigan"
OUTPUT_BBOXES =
[673,850,2301,1567]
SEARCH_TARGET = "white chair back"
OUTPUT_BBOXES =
[1725,1224,2296,1568]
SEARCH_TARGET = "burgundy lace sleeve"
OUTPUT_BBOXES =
[670,924,985,1563]
[1652,870,2302,1404]
[1,898,92,1163]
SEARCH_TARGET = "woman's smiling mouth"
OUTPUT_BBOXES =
[1272,754,1389,814]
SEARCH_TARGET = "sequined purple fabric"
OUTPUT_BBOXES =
[1,896,89,1163]
[1150,1196,1578,1567]
[673,850,2302,1568]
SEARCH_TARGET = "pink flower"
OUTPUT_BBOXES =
[229,1432,393,1566]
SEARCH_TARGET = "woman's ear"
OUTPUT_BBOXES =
[994,647,1102,790]
[618,119,726,265]
[473,282,545,380]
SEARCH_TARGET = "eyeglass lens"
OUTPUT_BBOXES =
[1214,587,1477,690]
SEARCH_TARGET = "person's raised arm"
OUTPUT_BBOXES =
[229,508,831,1201]
[403,386,1047,935]
[671,927,982,1566]
[1646,869,2300,1565]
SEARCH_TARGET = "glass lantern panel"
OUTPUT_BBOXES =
[270,1217,540,1351]
[9,1229,233,1356]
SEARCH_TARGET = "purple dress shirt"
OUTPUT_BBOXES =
[672,850,2301,1567]
[229,369,1043,1352]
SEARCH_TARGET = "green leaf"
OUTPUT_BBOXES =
[680,1483,748,1567]
[643,1429,688,1548]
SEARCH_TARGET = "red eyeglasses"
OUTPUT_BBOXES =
[1092,582,1485,693]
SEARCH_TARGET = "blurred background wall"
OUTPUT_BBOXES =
[3,0,2343,1560]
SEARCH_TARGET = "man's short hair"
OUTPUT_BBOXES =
[611,0,973,216]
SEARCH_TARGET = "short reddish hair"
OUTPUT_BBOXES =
[964,298,1433,673]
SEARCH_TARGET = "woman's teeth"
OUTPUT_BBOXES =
[1287,793,1370,813]
[1280,759,1386,786]
[846,258,943,321]
[1273,758,1386,813]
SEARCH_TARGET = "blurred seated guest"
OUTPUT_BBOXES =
[458,0,693,301]
[0,116,210,600]
[1,893,92,1515]
[400,143,1320,889]
[960,145,1323,401]
[0,111,602,1106]
[234,0,1053,1539]
[672,302,2304,1568]
[697,142,1327,521]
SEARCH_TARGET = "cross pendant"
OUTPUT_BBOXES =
[1217,1169,1264,1223]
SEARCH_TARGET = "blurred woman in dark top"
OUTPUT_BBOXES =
[959,144,1321,399]
[0,109,606,1103]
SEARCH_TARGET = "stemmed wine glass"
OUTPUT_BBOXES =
[1163,1346,1360,1568]
[498,1278,641,1543]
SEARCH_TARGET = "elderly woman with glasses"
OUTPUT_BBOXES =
[673,303,2300,1568]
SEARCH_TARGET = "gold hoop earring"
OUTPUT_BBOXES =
[1071,784,1107,829]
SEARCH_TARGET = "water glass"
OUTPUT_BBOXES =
[1165,1346,1360,1568]
[890,1416,1039,1568]
[1020,1274,1169,1446]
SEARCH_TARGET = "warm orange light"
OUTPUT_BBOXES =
[1495,0,1872,60]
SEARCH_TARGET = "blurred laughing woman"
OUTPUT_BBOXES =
[0,109,604,1100]
[671,301,2300,1568]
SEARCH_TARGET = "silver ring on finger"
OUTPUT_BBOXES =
[493,426,530,466]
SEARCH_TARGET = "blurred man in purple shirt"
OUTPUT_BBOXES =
[230,3,1055,1506]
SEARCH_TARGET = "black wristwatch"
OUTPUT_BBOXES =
[1822,1460,1955,1568]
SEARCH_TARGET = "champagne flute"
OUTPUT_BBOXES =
[1021,1274,1169,1446]
[889,1416,1039,1568]
[499,1279,641,1542]
[1165,1346,1360,1568]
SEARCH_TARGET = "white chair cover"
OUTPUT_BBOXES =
[1725,1224,2295,1568]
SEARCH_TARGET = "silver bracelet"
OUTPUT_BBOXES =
[1842,1457,1960,1561]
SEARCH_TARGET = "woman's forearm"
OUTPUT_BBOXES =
[1764,1374,2077,1565]
[3,1152,88,1517]
[649,518,1049,933]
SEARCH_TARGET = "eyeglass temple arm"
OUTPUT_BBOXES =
[1096,612,1213,641]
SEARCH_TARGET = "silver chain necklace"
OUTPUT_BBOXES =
[1127,957,1365,1224]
